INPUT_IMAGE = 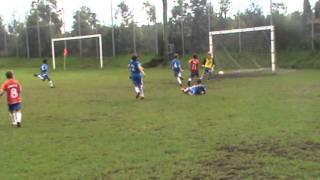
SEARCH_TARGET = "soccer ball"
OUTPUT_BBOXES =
[218,70,224,75]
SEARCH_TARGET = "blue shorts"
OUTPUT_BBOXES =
[190,72,199,78]
[40,74,50,80]
[173,69,181,77]
[204,68,211,73]
[8,103,22,112]
[130,74,143,86]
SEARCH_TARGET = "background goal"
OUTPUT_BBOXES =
[209,26,276,74]
[51,34,103,71]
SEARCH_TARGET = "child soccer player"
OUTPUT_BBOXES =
[0,71,23,127]
[128,55,146,99]
[34,59,55,88]
[182,80,207,96]
[170,53,184,87]
[201,52,215,80]
[187,54,201,87]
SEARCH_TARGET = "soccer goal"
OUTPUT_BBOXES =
[51,34,103,70]
[209,26,276,73]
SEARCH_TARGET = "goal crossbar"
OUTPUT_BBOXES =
[209,26,276,72]
[51,34,103,70]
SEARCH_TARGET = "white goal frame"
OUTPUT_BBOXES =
[209,26,276,72]
[51,34,103,70]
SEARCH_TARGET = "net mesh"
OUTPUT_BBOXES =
[212,29,272,73]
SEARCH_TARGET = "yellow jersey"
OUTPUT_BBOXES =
[204,57,215,68]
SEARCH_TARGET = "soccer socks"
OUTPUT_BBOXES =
[16,112,22,123]
[177,77,182,86]
[49,80,55,88]
[188,78,192,87]
[38,75,44,80]
[134,85,144,99]
[134,86,140,93]
[9,113,16,125]
[139,85,144,98]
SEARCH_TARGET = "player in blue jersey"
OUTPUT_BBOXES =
[182,80,207,95]
[33,59,55,88]
[128,55,146,99]
[170,53,184,87]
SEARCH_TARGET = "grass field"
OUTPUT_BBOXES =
[0,57,319,179]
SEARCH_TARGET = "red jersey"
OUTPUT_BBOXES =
[1,79,22,104]
[189,58,200,72]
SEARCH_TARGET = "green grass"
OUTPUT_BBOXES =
[0,57,319,179]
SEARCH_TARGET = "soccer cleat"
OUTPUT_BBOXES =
[140,96,145,100]
[17,122,21,128]
[180,77,184,81]
[136,93,140,99]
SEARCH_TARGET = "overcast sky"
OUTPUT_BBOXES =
[0,0,318,30]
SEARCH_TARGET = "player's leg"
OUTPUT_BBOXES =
[45,75,55,88]
[132,75,141,99]
[8,104,21,127]
[188,73,194,87]
[12,104,22,127]
[9,112,16,126]
[200,69,208,81]
[36,74,45,81]
[208,67,214,80]
[48,78,55,88]
[13,110,22,128]
[175,71,183,87]
[139,78,144,100]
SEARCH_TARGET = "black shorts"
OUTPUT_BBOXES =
[190,72,199,78]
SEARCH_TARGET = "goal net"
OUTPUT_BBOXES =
[51,34,103,70]
[209,26,276,74]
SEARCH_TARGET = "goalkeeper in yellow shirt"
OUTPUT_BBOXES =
[201,52,215,80]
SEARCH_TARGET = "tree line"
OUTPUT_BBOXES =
[0,0,319,58]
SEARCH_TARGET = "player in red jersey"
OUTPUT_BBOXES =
[0,71,22,127]
[187,54,201,87]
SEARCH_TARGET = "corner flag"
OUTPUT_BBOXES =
[63,48,68,57]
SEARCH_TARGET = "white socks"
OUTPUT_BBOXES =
[49,80,54,87]
[139,85,144,97]
[16,112,22,123]
[134,86,140,93]
[177,77,182,85]
[38,75,44,80]
[9,113,16,125]
[9,112,22,125]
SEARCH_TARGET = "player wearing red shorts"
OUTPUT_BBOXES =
[0,71,22,127]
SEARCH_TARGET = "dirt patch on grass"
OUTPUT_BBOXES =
[173,140,320,179]
[217,140,320,162]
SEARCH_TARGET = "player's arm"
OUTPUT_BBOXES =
[0,84,5,97]
[138,64,146,75]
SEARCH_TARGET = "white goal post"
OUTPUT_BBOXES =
[209,25,276,72]
[51,34,103,70]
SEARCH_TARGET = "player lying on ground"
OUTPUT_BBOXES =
[201,52,215,80]
[0,71,23,127]
[34,59,55,88]
[170,53,184,87]
[182,80,207,95]
[188,55,201,87]
[128,55,146,100]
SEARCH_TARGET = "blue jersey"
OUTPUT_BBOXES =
[129,60,142,75]
[190,85,207,95]
[41,64,49,74]
[171,58,181,71]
